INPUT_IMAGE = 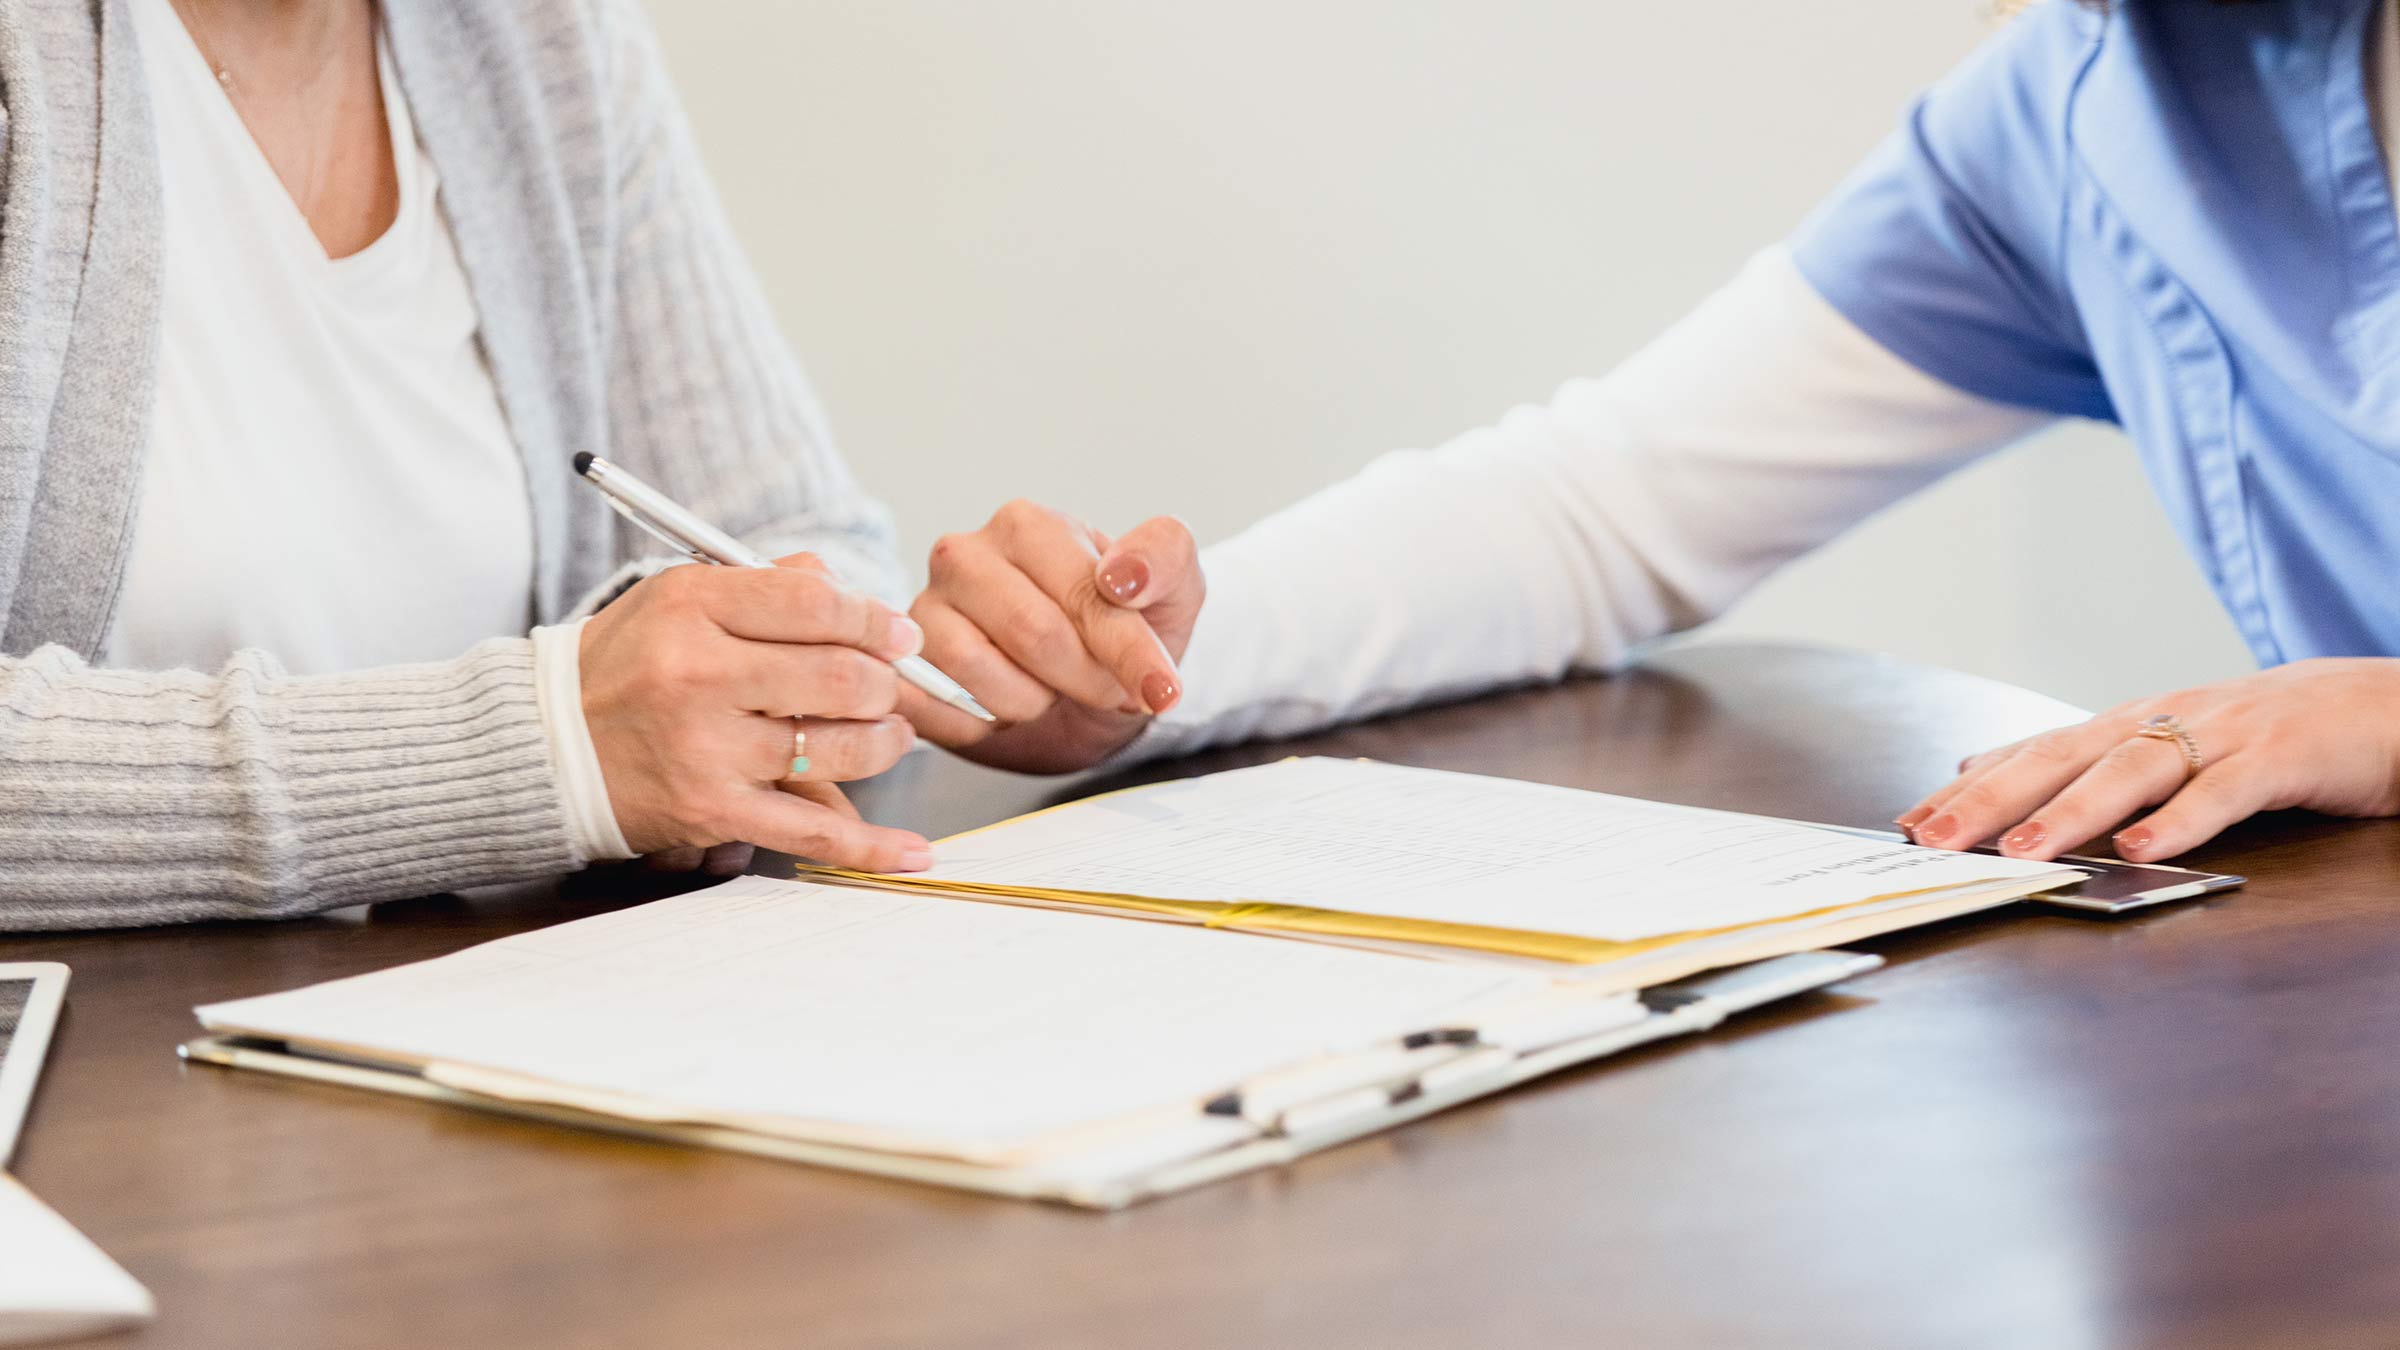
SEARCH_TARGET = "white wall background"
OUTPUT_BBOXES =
[649,1,2254,713]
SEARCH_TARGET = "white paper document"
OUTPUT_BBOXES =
[198,878,1540,1159]
[925,758,2071,942]
[0,1175,154,1347]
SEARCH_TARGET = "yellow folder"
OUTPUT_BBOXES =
[801,759,2080,984]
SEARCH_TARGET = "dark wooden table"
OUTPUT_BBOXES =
[7,641,2397,1350]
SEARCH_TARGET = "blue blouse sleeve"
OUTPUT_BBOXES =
[1790,2,2116,422]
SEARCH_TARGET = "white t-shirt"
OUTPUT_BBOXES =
[108,1,535,676]
[111,1,631,862]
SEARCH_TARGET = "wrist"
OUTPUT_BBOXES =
[531,620,637,862]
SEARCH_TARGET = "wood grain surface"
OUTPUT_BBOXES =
[6,641,2394,1350]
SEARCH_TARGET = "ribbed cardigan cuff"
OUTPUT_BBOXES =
[274,637,580,907]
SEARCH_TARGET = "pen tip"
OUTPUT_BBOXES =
[572,451,595,476]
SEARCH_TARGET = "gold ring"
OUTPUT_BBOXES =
[790,728,811,777]
[2133,713,2203,776]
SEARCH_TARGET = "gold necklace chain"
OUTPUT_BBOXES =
[166,0,238,89]
[168,1,352,98]
[163,1,364,224]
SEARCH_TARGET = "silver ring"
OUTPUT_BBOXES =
[2133,713,2203,776]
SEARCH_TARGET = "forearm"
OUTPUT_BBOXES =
[1129,432,1648,762]
[1127,246,2054,764]
[0,640,577,930]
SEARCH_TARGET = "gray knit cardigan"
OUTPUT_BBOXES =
[0,0,903,929]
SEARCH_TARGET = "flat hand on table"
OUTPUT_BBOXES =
[1899,658,2400,863]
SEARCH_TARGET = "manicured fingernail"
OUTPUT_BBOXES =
[885,614,923,657]
[1140,671,1178,714]
[2002,822,2047,854]
[899,845,934,872]
[1895,807,1932,831]
[2115,826,2154,858]
[1099,556,1149,603]
[1916,812,1959,846]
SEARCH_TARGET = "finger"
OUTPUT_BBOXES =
[1992,735,2194,861]
[1004,526,1181,715]
[1906,720,2128,850]
[776,714,916,784]
[699,842,755,877]
[722,788,933,873]
[675,564,921,660]
[643,846,706,872]
[1898,760,1993,839]
[1955,736,2031,777]
[1094,515,1205,637]
[2113,756,2276,862]
[1066,586,1181,717]
[910,600,1060,729]
[1908,735,2047,828]
[708,639,901,722]
[932,542,1132,713]
[782,779,864,821]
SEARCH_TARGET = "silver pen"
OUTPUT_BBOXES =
[573,452,996,723]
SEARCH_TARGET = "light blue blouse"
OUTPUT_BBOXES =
[1793,0,2398,667]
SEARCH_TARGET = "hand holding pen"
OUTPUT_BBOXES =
[570,454,988,874]
[577,453,993,723]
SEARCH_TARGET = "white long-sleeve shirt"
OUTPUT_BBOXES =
[1138,0,2400,765]
[1132,245,2052,762]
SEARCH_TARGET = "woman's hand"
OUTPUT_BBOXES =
[905,500,1204,773]
[579,555,932,872]
[1899,658,2400,863]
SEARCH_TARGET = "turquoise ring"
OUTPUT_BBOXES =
[790,729,811,777]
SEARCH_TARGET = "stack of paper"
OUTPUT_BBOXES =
[189,759,2081,1206]
[198,880,1555,1168]
[191,876,1871,1207]
[806,757,2081,991]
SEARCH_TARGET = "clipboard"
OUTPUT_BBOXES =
[181,950,1879,1211]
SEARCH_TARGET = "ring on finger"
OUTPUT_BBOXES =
[790,727,811,777]
[2132,713,2204,777]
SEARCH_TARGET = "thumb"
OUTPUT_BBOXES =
[1093,517,1205,660]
